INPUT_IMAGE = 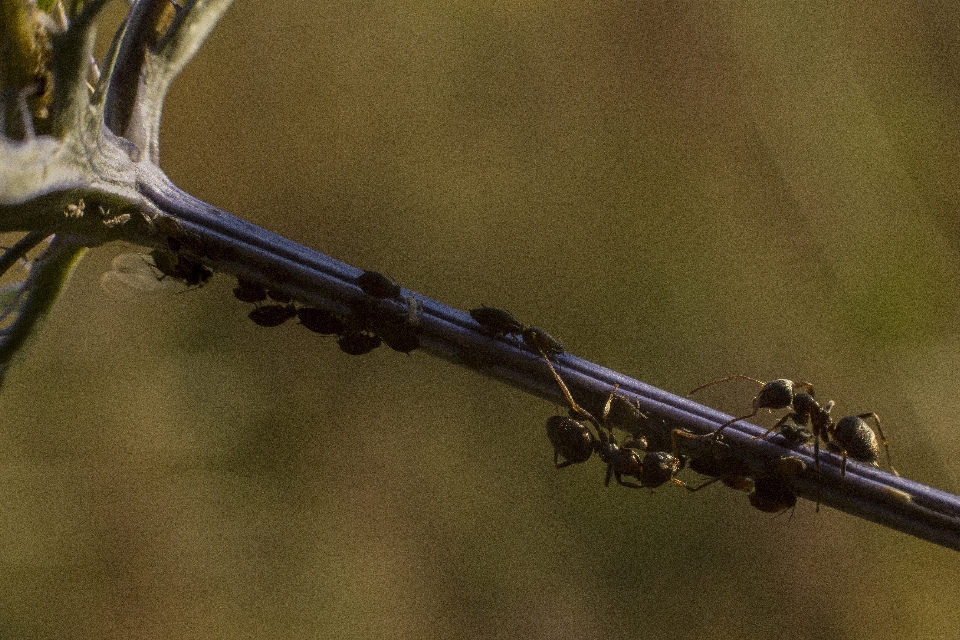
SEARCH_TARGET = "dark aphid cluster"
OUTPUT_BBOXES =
[231,270,423,357]
[468,305,565,357]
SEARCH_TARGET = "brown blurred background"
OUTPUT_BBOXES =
[1,1,959,638]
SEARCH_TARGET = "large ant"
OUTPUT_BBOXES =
[692,375,897,482]
[688,376,813,436]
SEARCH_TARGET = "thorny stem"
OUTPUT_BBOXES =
[129,163,960,552]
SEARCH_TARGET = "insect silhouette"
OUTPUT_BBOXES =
[233,278,267,303]
[148,248,213,287]
[357,270,401,299]
[297,307,345,335]
[248,304,297,327]
[749,475,798,514]
[671,429,755,493]
[522,325,564,356]
[470,306,524,337]
[337,331,382,356]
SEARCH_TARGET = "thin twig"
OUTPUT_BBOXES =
[129,164,960,553]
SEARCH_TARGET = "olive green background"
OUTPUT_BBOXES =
[3,1,960,638]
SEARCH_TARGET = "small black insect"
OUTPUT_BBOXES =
[522,325,564,356]
[266,287,292,303]
[149,248,213,287]
[248,304,297,327]
[233,278,267,303]
[357,270,401,299]
[749,476,798,513]
[777,418,816,446]
[545,415,595,468]
[337,331,382,356]
[469,306,524,337]
[672,429,754,493]
[297,307,345,335]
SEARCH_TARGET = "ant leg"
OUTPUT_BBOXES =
[714,410,758,437]
[614,473,643,489]
[540,348,599,429]
[671,428,693,456]
[750,412,797,441]
[554,452,576,470]
[688,375,765,396]
[601,383,620,433]
[677,477,722,492]
[856,412,899,476]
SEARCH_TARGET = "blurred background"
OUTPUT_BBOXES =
[2,1,960,638]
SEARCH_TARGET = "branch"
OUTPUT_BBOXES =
[103,0,233,161]
[116,163,960,553]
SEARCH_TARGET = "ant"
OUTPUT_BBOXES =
[688,376,814,436]
[829,413,897,477]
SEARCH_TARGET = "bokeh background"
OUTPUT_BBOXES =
[2,1,960,638]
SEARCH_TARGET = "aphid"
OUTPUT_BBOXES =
[233,278,268,304]
[778,418,816,446]
[688,376,814,436]
[367,302,422,353]
[266,287,292,303]
[357,270,401,299]
[600,384,650,438]
[248,304,296,327]
[522,325,564,356]
[153,214,184,239]
[297,307,345,335]
[829,413,896,477]
[545,415,595,469]
[749,476,798,514]
[672,429,755,493]
[469,306,524,337]
[337,331,382,356]
[148,248,212,287]
[377,321,421,353]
